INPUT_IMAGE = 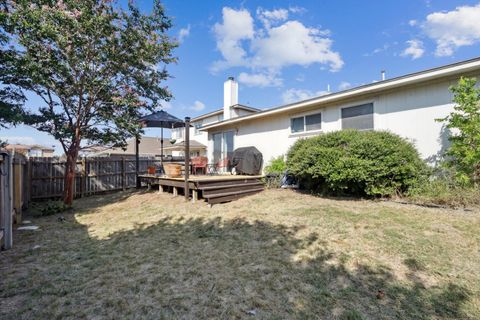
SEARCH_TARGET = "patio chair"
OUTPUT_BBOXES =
[207,158,232,175]
[191,156,208,175]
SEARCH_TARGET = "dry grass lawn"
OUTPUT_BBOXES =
[1,189,479,319]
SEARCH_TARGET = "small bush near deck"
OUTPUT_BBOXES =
[264,155,286,174]
[287,130,427,196]
[263,156,286,188]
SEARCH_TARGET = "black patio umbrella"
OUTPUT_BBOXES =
[138,110,187,161]
[137,110,192,201]
[139,110,186,128]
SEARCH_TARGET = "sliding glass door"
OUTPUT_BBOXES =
[223,131,234,160]
[213,133,222,164]
[212,131,234,163]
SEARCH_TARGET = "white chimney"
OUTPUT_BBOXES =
[381,70,386,81]
[223,77,238,120]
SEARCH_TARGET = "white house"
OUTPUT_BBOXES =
[170,77,259,157]
[200,57,480,169]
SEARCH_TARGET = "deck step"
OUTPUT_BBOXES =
[196,178,262,188]
[203,187,264,199]
[199,181,263,191]
[202,183,264,197]
[207,189,264,205]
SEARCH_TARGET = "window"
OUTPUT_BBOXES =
[173,128,183,139]
[341,103,373,130]
[291,117,304,133]
[305,113,322,131]
[28,149,43,157]
[194,121,202,135]
[290,112,322,133]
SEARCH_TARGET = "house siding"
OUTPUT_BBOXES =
[206,73,480,169]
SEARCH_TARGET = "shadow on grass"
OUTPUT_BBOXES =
[1,213,472,319]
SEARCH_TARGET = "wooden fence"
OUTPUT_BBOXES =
[28,157,159,200]
[0,152,13,249]
[1,154,160,250]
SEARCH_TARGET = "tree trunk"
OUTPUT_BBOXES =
[63,147,79,206]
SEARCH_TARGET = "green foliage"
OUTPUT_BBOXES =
[287,130,427,197]
[31,201,72,217]
[437,77,480,186]
[263,156,287,188]
[264,155,286,174]
[340,309,365,320]
[0,89,25,129]
[0,27,26,146]
[407,167,480,208]
[0,0,177,203]
[0,0,177,153]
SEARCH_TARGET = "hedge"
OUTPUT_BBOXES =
[286,130,427,196]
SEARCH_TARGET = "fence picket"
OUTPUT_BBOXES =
[28,157,159,200]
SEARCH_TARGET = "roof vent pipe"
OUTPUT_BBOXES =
[327,84,331,92]
[381,70,386,81]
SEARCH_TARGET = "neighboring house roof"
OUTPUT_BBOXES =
[201,56,480,131]
[90,136,163,157]
[5,144,54,152]
[81,145,111,153]
[162,140,206,151]
[191,104,260,122]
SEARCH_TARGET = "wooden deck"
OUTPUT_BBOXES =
[138,174,264,205]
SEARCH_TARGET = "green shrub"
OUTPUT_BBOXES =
[31,201,72,217]
[286,130,427,197]
[263,156,286,188]
[264,155,286,174]
[436,77,480,186]
[407,167,480,207]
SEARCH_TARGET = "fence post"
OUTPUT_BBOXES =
[121,157,126,191]
[1,152,13,250]
[13,156,22,224]
[80,157,86,198]
[27,158,32,205]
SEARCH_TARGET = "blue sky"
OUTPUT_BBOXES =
[2,0,480,153]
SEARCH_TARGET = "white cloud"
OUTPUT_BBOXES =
[190,100,206,112]
[363,43,390,57]
[251,21,343,72]
[211,7,343,84]
[338,81,351,90]
[401,39,425,59]
[422,4,480,56]
[238,71,282,87]
[178,25,191,43]
[257,8,289,28]
[408,19,418,26]
[295,74,305,82]
[211,7,255,72]
[289,6,307,14]
[282,88,329,104]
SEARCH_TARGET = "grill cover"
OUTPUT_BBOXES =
[231,147,263,175]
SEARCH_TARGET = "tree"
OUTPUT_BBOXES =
[0,0,177,204]
[0,24,25,147]
[438,77,480,186]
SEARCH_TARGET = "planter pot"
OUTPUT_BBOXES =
[147,166,156,175]
[163,163,182,178]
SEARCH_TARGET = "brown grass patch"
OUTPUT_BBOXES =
[1,189,479,319]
